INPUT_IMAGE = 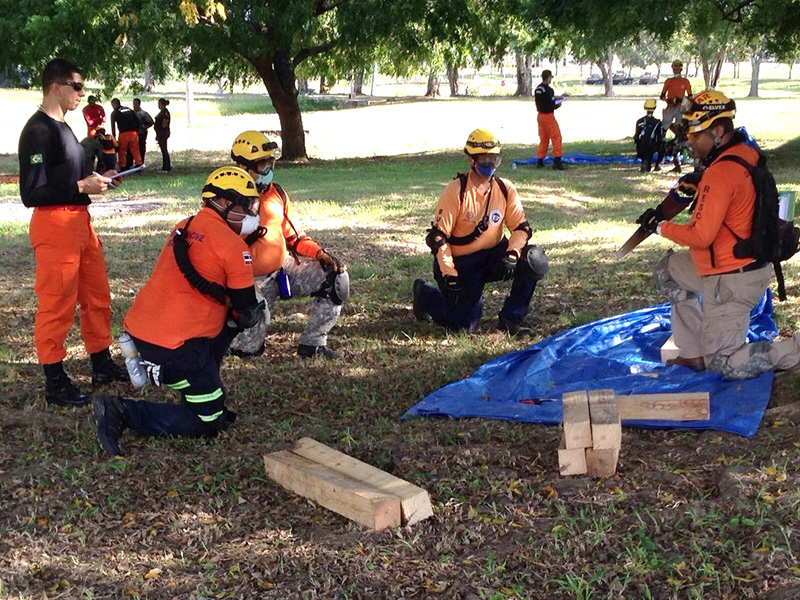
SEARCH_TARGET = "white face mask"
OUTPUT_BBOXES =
[239,214,260,236]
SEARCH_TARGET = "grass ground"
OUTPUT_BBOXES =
[1,96,800,599]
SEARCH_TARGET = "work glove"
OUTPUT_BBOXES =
[675,171,703,198]
[316,249,345,273]
[500,252,518,281]
[243,226,267,247]
[637,208,663,234]
[442,275,463,305]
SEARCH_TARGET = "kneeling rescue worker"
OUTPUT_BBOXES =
[413,129,549,334]
[636,90,800,379]
[93,167,264,455]
[228,131,348,359]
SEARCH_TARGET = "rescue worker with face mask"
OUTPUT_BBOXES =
[227,131,348,359]
[636,90,800,379]
[92,167,264,456]
[413,129,549,334]
[19,58,127,408]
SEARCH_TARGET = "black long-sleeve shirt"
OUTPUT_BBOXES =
[18,110,90,208]
[534,83,559,113]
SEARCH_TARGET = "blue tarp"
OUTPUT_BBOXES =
[511,153,686,168]
[404,293,777,438]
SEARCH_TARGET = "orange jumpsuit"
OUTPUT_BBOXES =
[19,110,113,365]
[534,82,563,158]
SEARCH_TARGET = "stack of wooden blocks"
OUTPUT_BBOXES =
[558,389,711,477]
[559,389,621,477]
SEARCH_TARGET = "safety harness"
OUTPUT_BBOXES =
[172,216,227,305]
[426,173,513,253]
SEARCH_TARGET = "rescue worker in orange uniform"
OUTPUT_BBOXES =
[228,131,348,359]
[18,58,127,407]
[81,95,105,138]
[534,69,565,170]
[660,60,693,133]
[110,98,143,171]
[413,129,549,334]
[92,167,264,456]
[636,90,800,379]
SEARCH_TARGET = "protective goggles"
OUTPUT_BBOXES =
[466,140,501,150]
[60,80,85,92]
[203,184,260,216]
[474,153,502,167]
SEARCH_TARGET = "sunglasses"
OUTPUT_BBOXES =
[59,80,85,92]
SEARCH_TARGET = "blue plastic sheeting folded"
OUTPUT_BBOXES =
[510,153,687,168]
[404,292,777,438]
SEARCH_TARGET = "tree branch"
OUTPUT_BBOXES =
[314,0,352,17]
[293,40,338,66]
[714,0,756,22]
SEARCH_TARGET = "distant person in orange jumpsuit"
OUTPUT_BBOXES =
[534,69,565,170]
[660,60,693,133]
[18,58,127,408]
[82,95,105,138]
[110,98,143,170]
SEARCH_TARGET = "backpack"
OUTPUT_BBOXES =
[720,153,800,301]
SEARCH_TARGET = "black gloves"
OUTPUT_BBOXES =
[500,252,518,281]
[676,171,703,198]
[317,249,345,273]
[442,275,463,305]
[637,208,663,234]
[243,226,267,246]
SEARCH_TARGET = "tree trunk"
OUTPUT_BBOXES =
[514,52,533,97]
[446,63,459,96]
[708,45,726,89]
[789,59,795,80]
[598,46,614,97]
[425,70,439,97]
[319,76,329,94]
[351,68,365,95]
[656,63,661,78]
[144,62,154,92]
[216,76,225,95]
[297,77,309,95]
[748,48,763,97]
[701,61,711,88]
[250,51,308,161]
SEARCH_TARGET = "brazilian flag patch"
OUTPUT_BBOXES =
[30,153,43,164]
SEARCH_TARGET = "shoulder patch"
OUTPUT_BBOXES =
[30,153,43,164]
[243,250,253,266]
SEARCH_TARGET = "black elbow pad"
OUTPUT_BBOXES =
[425,225,448,254]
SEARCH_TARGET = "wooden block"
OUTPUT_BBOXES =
[558,435,587,476]
[291,437,433,526]
[264,450,402,530]
[562,390,592,449]
[585,448,619,477]
[660,335,680,363]
[616,393,710,421]
[588,389,622,450]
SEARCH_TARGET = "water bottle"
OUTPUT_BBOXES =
[277,267,293,299]
[118,332,147,388]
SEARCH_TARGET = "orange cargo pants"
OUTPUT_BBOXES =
[537,112,562,159]
[29,207,113,365]
[117,130,142,169]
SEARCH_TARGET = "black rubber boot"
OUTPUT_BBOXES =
[553,157,566,171]
[412,278,432,322]
[90,348,129,387]
[497,315,536,336]
[43,363,89,407]
[536,158,545,168]
[298,344,342,359]
[92,395,129,456]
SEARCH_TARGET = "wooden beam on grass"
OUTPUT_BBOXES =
[588,389,622,451]
[616,393,710,421]
[562,390,592,449]
[263,450,402,530]
[291,437,433,526]
[660,335,680,363]
[585,448,620,478]
[558,435,588,476]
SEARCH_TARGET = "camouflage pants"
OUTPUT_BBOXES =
[654,251,800,379]
[228,256,342,355]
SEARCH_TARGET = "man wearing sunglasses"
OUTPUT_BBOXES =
[18,58,126,408]
[413,129,549,334]
[228,131,348,359]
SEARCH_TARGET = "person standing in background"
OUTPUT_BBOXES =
[132,98,154,166]
[534,70,566,170]
[154,98,171,172]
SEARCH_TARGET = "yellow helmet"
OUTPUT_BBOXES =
[230,130,280,170]
[202,166,259,212]
[681,89,736,134]
[464,128,501,155]
[671,59,683,72]
[643,98,657,111]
